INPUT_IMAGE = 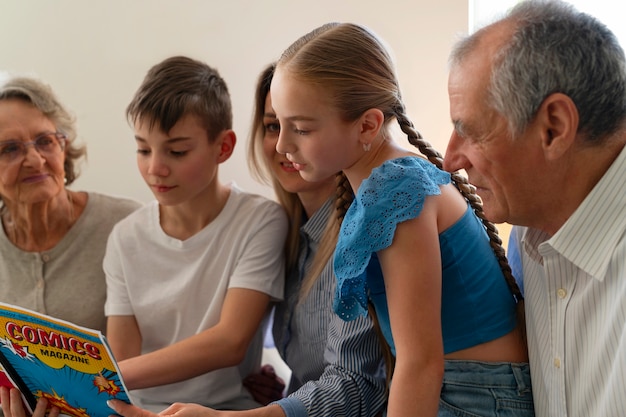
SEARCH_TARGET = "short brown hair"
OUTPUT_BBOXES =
[126,56,232,141]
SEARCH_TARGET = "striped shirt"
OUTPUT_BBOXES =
[513,144,626,417]
[273,199,386,417]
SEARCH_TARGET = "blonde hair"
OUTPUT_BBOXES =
[246,62,337,296]
[277,22,524,382]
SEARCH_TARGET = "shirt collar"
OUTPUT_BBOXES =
[301,197,334,244]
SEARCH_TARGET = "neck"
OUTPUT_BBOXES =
[2,190,77,252]
[298,182,335,218]
[533,139,625,236]
[344,138,410,192]
[159,183,231,240]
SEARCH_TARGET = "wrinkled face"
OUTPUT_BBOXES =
[0,99,66,207]
[443,44,540,225]
[134,114,223,207]
[261,92,334,194]
[270,69,362,183]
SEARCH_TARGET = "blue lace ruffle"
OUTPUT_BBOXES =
[333,156,451,320]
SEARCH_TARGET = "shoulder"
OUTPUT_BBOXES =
[346,157,450,243]
[362,156,450,194]
[107,201,154,237]
[334,157,450,287]
[228,186,286,219]
[87,192,143,217]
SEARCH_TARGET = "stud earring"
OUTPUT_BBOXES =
[363,142,372,152]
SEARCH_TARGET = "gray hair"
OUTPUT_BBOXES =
[452,0,626,143]
[0,76,86,184]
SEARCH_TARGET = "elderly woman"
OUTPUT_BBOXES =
[0,76,141,333]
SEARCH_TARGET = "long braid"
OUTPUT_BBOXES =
[334,171,354,221]
[393,104,526,338]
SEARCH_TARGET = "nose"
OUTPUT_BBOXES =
[147,153,169,177]
[22,144,46,166]
[443,130,470,173]
[275,129,293,155]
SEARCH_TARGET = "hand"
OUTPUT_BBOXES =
[0,387,59,417]
[107,400,159,417]
[107,400,220,417]
[242,365,285,405]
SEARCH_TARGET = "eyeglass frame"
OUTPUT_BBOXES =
[0,132,67,165]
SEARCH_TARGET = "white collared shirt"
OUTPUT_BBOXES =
[513,145,626,417]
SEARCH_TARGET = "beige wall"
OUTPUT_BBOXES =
[0,0,467,203]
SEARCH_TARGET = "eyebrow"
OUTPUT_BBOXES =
[0,131,56,142]
[282,115,316,122]
[452,120,468,137]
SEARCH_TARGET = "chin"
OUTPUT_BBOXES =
[481,205,508,224]
[298,171,323,183]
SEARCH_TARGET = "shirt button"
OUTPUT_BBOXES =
[554,357,561,368]
[557,288,567,299]
[36,279,44,289]
[42,254,50,262]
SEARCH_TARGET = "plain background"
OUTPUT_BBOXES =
[0,0,467,203]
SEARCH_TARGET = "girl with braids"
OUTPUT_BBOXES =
[268,23,534,417]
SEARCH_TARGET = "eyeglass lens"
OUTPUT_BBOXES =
[0,133,66,163]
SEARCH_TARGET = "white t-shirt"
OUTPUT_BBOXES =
[104,184,287,411]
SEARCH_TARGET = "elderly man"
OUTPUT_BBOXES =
[443,1,626,416]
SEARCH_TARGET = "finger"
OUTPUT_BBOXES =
[9,388,29,417]
[1,387,10,417]
[48,405,61,417]
[260,365,276,378]
[31,396,49,417]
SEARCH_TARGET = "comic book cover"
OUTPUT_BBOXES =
[1,363,17,389]
[0,302,131,417]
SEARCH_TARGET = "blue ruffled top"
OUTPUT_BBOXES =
[333,156,516,355]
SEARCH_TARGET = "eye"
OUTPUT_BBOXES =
[34,134,57,150]
[265,122,280,134]
[0,141,22,156]
[169,150,188,157]
[136,148,150,156]
[293,128,309,135]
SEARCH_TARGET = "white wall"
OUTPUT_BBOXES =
[471,0,626,44]
[0,0,467,203]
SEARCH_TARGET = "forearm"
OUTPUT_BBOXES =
[121,289,271,390]
[386,360,443,417]
[120,328,246,389]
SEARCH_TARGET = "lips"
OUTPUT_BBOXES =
[21,173,50,183]
[151,184,176,193]
[285,155,306,171]
[279,161,298,173]
[288,161,305,171]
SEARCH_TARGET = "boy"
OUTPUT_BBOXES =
[104,56,287,412]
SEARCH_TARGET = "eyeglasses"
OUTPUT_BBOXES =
[0,132,67,165]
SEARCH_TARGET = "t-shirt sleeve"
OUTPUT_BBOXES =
[103,222,134,316]
[227,200,288,302]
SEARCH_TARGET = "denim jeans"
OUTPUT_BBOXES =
[438,360,535,417]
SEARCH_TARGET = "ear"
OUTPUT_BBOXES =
[358,108,385,147]
[216,129,236,163]
[535,93,578,161]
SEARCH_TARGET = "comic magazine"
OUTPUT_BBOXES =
[0,302,131,417]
